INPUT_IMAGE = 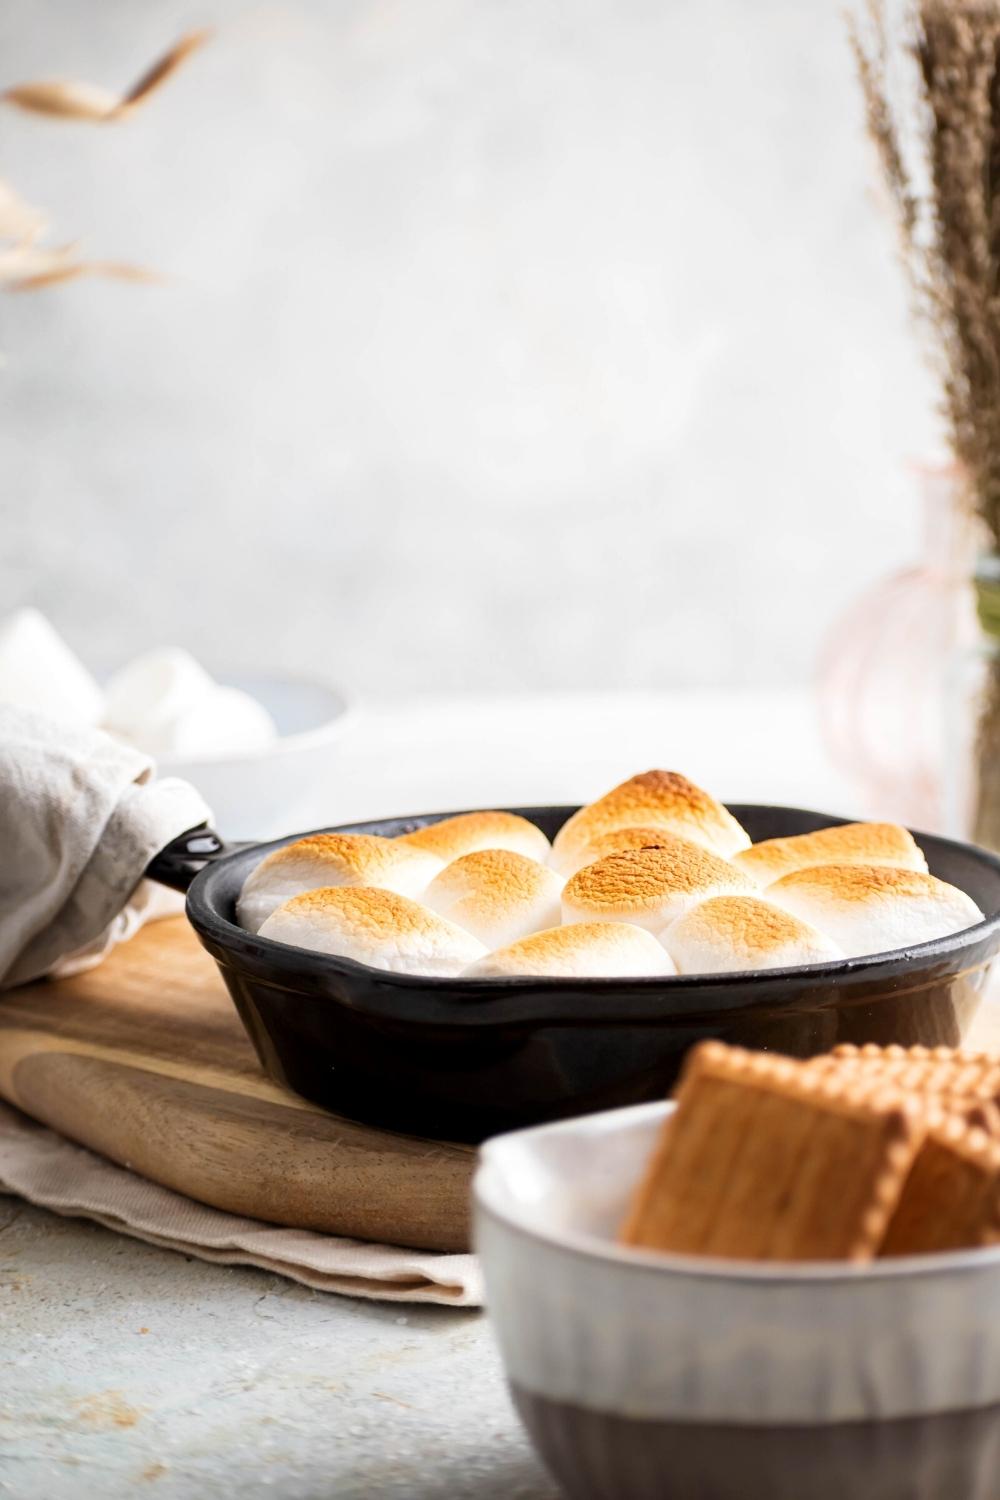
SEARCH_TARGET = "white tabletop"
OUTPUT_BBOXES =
[307,687,859,828]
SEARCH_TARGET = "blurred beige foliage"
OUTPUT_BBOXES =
[0,30,208,291]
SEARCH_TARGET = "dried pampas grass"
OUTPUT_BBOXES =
[0,246,163,292]
[851,0,1000,533]
[851,0,1000,846]
[3,30,210,123]
[0,179,46,241]
[0,30,209,291]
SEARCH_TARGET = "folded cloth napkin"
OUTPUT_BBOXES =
[0,1100,482,1306]
[0,705,209,989]
[0,707,482,1305]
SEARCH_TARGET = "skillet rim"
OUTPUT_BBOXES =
[183,803,1000,1016]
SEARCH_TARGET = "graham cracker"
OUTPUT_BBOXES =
[807,1044,1000,1105]
[620,1042,922,1261]
[879,1115,1000,1256]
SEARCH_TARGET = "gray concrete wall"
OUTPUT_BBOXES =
[0,0,935,694]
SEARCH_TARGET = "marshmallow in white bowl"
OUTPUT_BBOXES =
[768,864,984,959]
[237,833,444,934]
[155,673,351,841]
[0,608,104,726]
[104,647,276,757]
[260,886,486,977]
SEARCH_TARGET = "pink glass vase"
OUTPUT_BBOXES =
[818,463,972,832]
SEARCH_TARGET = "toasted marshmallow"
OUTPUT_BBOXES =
[664,895,844,974]
[561,835,755,937]
[550,770,749,875]
[423,848,563,949]
[560,825,687,879]
[0,607,104,726]
[733,822,927,888]
[768,864,983,959]
[236,833,443,933]
[260,887,486,976]
[464,922,675,979]
[398,810,550,864]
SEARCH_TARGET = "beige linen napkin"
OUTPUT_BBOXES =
[0,1100,482,1306]
[0,705,210,989]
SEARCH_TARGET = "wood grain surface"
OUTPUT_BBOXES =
[0,919,474,1252]
[2,920,997,1258]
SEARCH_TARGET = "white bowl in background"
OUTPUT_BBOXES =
[157,674,352,840]
[475,1101,1000,1500]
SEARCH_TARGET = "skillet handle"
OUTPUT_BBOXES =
[145,825,245,893]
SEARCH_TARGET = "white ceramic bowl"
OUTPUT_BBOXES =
[157,674,352,840]
[475,1101,1000,1500]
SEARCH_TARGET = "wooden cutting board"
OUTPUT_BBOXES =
[0,918,474,1252]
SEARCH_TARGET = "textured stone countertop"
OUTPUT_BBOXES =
[0,1199,557,1499]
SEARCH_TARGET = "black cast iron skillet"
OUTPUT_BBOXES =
[147,805,1000,1144]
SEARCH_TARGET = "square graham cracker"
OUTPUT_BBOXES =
[620,1042,923,1261]
[818,1045,1000,1105]
[879,1116,1000,1257]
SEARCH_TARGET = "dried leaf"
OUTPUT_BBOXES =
[2,79,121,120]
[6,261,163,291]
[0,29,206,308]
[0,242,75,288]
[0,240,161,291]
[116,29,212,117]
[2,29,211,122]
[0,179,47,240]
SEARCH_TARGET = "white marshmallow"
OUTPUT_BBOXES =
[664,895,844,974]
[464,922,675,979]
[154,684,277,758]
[768,864,983,959]
[103,647,276,756]
[0,607,104,726]
[260,886,486,977]
[237,833,443,934]
[423,849,563,949]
